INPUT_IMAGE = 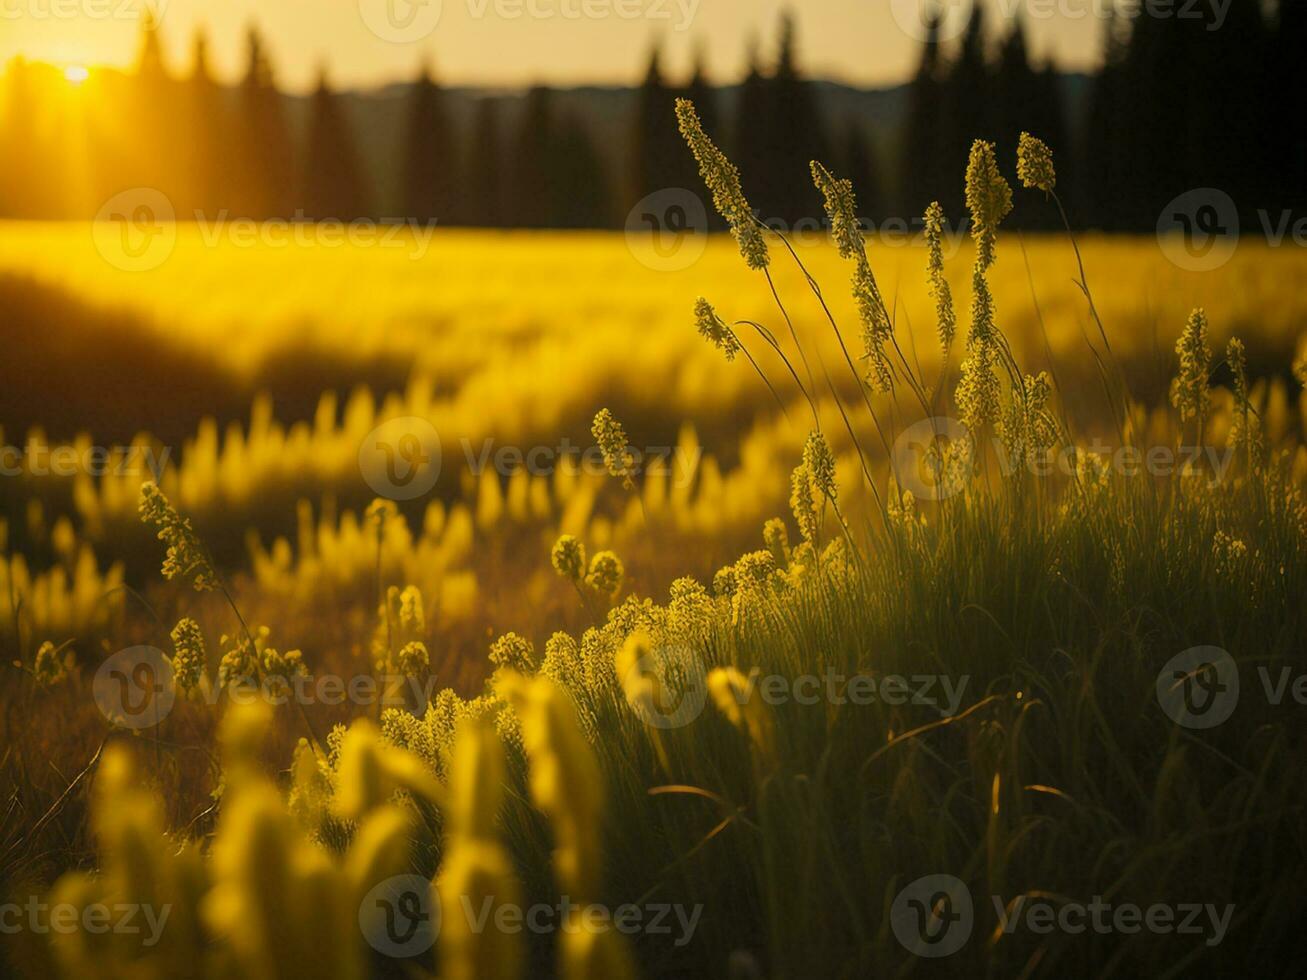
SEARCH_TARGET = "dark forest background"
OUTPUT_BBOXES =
[1,2,1303,232]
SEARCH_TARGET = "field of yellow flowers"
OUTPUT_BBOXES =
[2,119,1307,977]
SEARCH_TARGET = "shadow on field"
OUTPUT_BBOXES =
[0,274,412,446]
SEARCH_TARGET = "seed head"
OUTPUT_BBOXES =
[790,462,819,545]
[1171,308,1211,424]
[802,430,838,502]
[138,482,218,591]
[551,534,587,581]
[811,161,863,260]
[169,618,207,695]
[924,201,957,350]
[965,140,1012,269]
[397,641,429,677]
[488,632,535,673]
[585,550,625,598]
[592,408,635,489]
[675,98,768,270]
[33,640,70,687]
[1016,132,1057,194]
[694,297,741,361]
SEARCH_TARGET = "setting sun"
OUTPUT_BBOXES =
[63,65,89,85]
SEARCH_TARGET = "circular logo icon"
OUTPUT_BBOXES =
[359,416,442,501]
[1156,646,1239,729]
[891,873,973,958]
[624,188,708,272]
[359,874,439,957]
[889,0,973,45]
[93,646,175,729]
[93,188,176,272]
[892,416,974,501]
[1156,188,1239,271]
[618,644,708,730]
[358,0,443,43]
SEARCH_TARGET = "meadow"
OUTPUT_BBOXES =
[2,121,1306,978]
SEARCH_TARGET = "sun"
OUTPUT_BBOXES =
[64,65,90,85]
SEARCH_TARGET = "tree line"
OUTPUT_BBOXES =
[0,4,1302,231]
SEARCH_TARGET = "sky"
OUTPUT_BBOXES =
[1,0,1108,93]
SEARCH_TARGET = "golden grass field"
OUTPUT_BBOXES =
[3,187,1307,977]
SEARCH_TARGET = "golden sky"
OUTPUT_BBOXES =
[2,0,1105,92]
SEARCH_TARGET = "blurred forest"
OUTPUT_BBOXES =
[0,2,1303,230]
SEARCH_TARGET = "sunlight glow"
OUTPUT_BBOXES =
[64,65,90,85]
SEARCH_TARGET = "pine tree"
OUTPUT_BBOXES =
[555,114,614,229]
[511,86,555,228]
[403,57,459,224]
[467,97,504,227]
[842,122,883,229]
[733,38,774,221]
[939,4,990,220]
[630,44,681,207]
[180,30,225,219]
[899,12,945,221]
[235,26,297,219]
[300,68,370,221]
[768,13,827,224]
